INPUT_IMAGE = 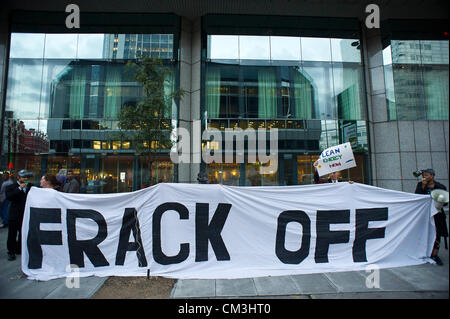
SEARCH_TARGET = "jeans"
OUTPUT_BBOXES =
[7,219,22,255]
[0,200,9,225]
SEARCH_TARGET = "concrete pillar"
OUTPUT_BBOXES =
[178,17,202,183]
[362,27,402,191]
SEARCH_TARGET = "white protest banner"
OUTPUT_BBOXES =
[315,142,357,176]
[22,183,437,281]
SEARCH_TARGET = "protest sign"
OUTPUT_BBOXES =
[315,142,357,176]
[22,183,437,280]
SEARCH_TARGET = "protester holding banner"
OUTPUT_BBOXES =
[22,182,438,281]
[313,164,354,184]
[40,174,63,191]
[414,168,448,266]
[314,168,340,184]
[5,169,34,261]
[313,142,355,184]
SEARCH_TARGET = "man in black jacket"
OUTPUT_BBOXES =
[5,169,34,261]
[414,168,448,266]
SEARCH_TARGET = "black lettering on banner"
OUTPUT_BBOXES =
[275,210,311,264]
[115,208,148,267]
[153,202,189,265]
[353,207,388,262]
[315,210,350,263]
[67,209,109,268]
[195,203,232,262]
[27,208,63,269]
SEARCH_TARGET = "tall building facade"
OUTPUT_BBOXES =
[0,1,448,193]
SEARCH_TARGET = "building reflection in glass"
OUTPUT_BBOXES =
[204,35,369,186]
[3,32,177,192]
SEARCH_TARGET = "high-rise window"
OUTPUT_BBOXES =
[5,32,177,191]
[206,35,366,121]
[204,34,368,186]
[383,40,449,120]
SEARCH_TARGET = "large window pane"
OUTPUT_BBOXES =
[270,36,301,61]
[5,30,178,193]
[302,62,334,119]
[383,39,449,120]
[301,37,331,62]
[6,59,43,119]
[423,64,449,120]
[206,64,240,118]
[44,34,78,59]
[330,38,361,63]
[208,35,239,60]
[292,67,315,119]
[9,33,45,59]
[333,64,365,120]
[239,36,270,60]
[77,34,105,59]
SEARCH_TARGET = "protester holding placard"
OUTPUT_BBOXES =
[315,142,356,177]
[313,167,354,184]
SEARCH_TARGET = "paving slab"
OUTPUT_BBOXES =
[0,227,107,299]
[215,278,257,297]
[172,279,216,298]
[311,291,449,299]
[253,275,300,296]
[373,268,417,291]
[45,276,108,299]
[387,265,449,291]
[323,271,374,293]
[290,273,338,294]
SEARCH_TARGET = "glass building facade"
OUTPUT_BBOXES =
[4,32,177,193]
[0,9,448,193]
[204,34,369,185]
[383,40,449,120]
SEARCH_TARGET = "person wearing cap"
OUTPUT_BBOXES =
[414,168,448,266]
[5,169,34,261]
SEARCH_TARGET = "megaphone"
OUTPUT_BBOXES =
[431,189,449,210]
[413,170,423,177]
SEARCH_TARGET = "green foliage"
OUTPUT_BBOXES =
[118,55,185,157]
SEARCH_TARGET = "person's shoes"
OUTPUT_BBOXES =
[431,255,443,266]
[7,253,16,261]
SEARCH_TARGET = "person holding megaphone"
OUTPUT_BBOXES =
[414,168,448,266]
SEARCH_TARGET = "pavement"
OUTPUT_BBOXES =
[0,214,448,299]
[0,227,107,299]
[170,211,449,299]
